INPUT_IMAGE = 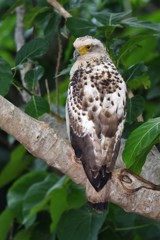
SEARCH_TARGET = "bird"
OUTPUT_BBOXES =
[66,36,127,211]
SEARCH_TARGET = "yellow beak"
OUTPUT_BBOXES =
[77,46,88,55]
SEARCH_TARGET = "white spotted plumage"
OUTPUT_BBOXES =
[66,36,127,201]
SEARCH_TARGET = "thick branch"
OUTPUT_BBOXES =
[0,95,160,220]
[109,169,160,220]
[0,95,85,186]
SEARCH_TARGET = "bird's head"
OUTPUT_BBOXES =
[73,36,106,59]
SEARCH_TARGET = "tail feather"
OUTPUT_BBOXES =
[86,179,110,213]
[88,201,108,213]
[83,164,112,192]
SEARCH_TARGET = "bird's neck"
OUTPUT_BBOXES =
[70,53,108,78]
[78,52,107,61]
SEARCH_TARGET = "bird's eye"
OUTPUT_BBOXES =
[86,45,91,50]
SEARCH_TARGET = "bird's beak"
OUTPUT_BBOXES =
[73,46,88,59]
[73,49,80,59]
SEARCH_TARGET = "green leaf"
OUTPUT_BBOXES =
[14,229,32,240]
[121,17,160,32]
[124,63,150,90]
[24,65,44,90]
[50,183,86,232]
[123,36,157,66]
[128,74,150,90]
[94,11,131,25]
[0,16,16,66]
[66,17,96,37]
[0,145,33,187]
[50,188,68,232]
[22,174,60,228]
[51,78,69,106]
[126,96,145,124]
[117,35,154,65]
[0,208,14,240]
[15,38,49,65]
[7,171,48,222]
[67,185,86,209]
[2,0,26,18]
[25,96,50,118]
[0,57,12,96]
[57,207,107,240]
[125,62,148,82]
[23,6,49,29]
[44,12,60,37]
[56,64,72,78]
[147,86,160,100]
[123,117,160,173]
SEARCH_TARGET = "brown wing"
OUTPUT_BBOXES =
[69,126,112,191]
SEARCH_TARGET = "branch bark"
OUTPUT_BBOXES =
[47,0,71,19]
[0,95,160,220]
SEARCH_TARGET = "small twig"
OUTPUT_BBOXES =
[55,33,62,114]
[45,79,51,110]
[127,88,134,99]
[13,80,33,96]
[35,84,41,96]
[8,222,14,240]
[15,5,32,103]
[127,88,144,122]
[47,0,71,19]
[47,0,71,113]
[15,5,25,51]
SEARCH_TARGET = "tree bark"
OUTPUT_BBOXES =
[47,0,71,19]
[0,95,160,220]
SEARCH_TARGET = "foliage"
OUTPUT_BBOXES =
[25,96,50,118]
[0,0,160,239]
[123,117,160,173]
[15,38,49,66]
[0,57,13,96]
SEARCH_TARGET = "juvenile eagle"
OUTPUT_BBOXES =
[66,36,126,210]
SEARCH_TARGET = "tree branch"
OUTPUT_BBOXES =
[47,0,71,19]
[0,95,160,220]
